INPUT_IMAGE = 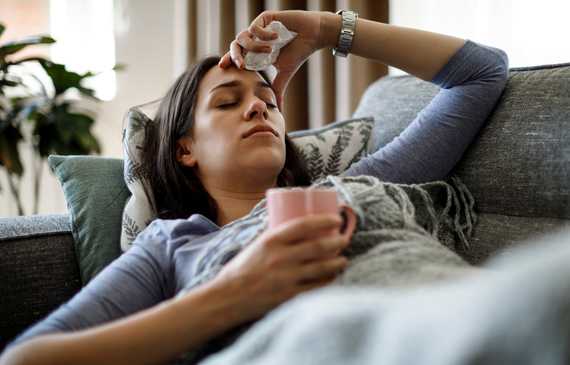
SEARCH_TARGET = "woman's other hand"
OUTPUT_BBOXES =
[219,10,332,111]
[209,213,350,323]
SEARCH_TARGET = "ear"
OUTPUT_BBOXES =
[176,139,197,167]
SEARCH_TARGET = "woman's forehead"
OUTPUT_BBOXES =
[201,65,266,92]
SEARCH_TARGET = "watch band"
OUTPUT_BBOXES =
[333,9,358,58]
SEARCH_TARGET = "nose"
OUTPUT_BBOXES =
[243,96,268,121]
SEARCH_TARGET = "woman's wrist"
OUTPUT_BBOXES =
[176,279,244,329]
[319,11,343,50]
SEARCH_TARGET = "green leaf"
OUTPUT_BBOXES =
[8,56,51,66]
[3,97,49,129]
[34,103,100,157]
[0,122,24,175]
[59,112,101,153]
[113,63,127,71]
[0,78,19,88]
[0,36,56,59]
[37,59,97,99]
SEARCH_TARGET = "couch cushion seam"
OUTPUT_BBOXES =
[0,230,72,243]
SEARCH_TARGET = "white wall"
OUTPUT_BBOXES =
[0,0,188,217]
[389,0,570,75]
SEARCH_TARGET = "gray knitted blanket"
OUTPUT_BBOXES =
[170,175,480,364]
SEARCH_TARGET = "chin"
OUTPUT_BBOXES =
[243,151,285,177]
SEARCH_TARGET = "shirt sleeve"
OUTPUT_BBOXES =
[6,221,180,348]
[340,40,509,184]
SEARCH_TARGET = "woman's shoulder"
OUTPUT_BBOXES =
[135,214,221,251]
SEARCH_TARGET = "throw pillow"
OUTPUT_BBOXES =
[121,108,155,252]
[120,109,374,251]
[289,117,374,182]
[48,155,131,284]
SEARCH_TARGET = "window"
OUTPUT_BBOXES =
[50,0,116,100]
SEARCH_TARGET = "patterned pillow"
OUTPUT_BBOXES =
[121,108,154,252]
[289,118,374,182]
[120,108,374,251]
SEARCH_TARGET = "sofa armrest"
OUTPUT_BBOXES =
[0,212,71,241]
[0,213,81,351]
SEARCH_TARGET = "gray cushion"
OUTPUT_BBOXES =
[49,155,130,285]
[457,213,570,265]
[353,63,570,263]
[0,213,81,351]
[453,64,570,219]
[0,212,70,241]
[353,76,440,152]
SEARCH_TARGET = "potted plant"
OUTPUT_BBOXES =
[0,23,105,215]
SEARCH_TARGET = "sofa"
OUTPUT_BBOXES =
[1,61,570,355]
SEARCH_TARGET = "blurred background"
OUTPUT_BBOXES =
[1,0,569,217]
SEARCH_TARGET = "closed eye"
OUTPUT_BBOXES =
[217,103,237,109]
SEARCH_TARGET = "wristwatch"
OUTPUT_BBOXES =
[332,9,358,58]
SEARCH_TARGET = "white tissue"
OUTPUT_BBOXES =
[244,21,298,71]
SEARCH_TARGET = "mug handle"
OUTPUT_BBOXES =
[339,203,356,239]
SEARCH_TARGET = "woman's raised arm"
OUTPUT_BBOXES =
[219,10,466,110]
[220,10,508,184]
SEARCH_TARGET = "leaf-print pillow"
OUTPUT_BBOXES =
[121,109,374,251]
[289,117,375,182]
[121,108,154,252]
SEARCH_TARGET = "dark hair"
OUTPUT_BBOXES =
[140,56,309,223]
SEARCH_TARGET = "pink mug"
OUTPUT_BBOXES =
[265,188,356,241]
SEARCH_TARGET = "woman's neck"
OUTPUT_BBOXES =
[215,194,266,227]
[202,180,276,227]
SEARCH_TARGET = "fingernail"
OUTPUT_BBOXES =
[261,46,271,53]
[271,32,278,40]
[235,59,242,69]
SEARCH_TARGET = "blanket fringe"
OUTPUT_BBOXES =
[323,174,476,252]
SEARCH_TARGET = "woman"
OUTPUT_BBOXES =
[1,10,508,365]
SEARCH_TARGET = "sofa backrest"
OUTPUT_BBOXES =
[353,63,570,264]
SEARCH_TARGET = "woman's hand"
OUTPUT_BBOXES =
[209,213,350,324]
[219,10,332,111]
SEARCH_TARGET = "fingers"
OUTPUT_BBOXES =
[235,30,273,54]
[248,23,279,42]
[301,256,347,282]
[219,29,273,70]
[267,214,343,245]
[219,51,233,69]
[263,215,350,282]
[287,234,350,263]
[248,11,279,41]
[299,255,347,281]
[230,40,245,69]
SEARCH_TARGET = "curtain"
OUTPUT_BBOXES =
[187,0,388,131]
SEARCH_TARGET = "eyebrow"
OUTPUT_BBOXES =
[209,80,272,94]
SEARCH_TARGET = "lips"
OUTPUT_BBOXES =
[243,124,278,138]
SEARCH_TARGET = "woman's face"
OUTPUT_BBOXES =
[177,65,286,191]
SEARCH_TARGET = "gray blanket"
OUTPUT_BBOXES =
[317,175,480,288]
[200,231,570,364]
[171,175,485,364]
